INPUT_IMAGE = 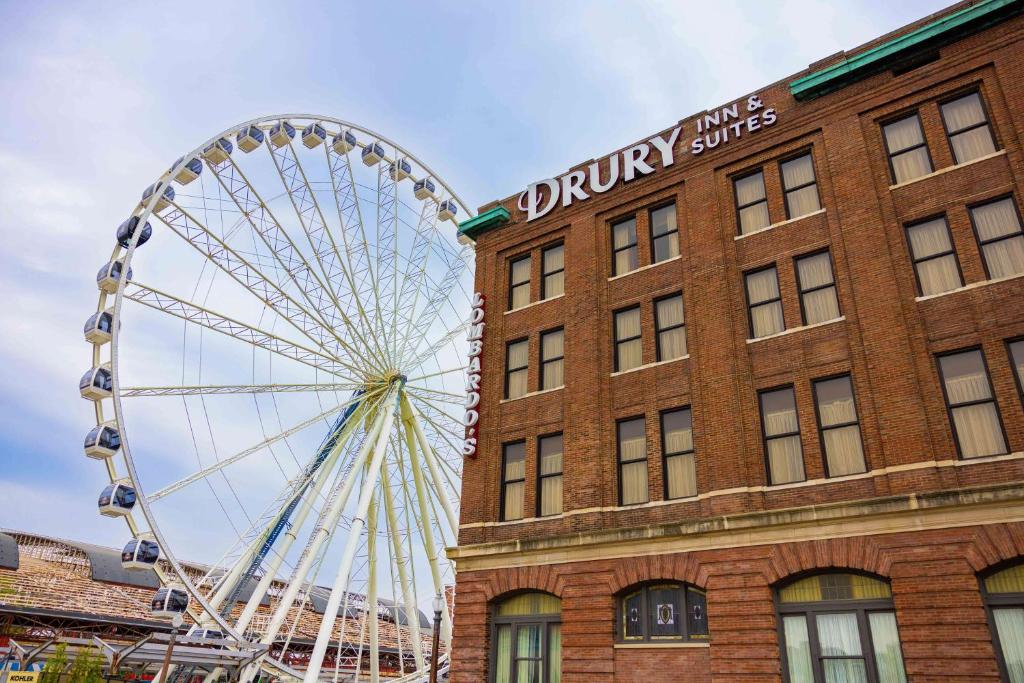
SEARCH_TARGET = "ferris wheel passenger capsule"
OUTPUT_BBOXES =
[361,141,384,166]
[332,130,357,154]
[389,158,412,182]
[96,261,132,294]
[140,183,174,213]
[269,121,295,149]
[98,483,136,517]
[122,538,159,570]
[83,310,114,344]
[202,137,233,165]
[437,199,458,222]
[414,177,437,201]
[171,157,203,185]
[84,423,121,459]
[302,123,327,149]
[236,125,265,153]
[116,216,153,249]
[79,365,112,401]
[151,585,189,618]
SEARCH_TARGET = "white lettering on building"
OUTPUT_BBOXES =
[462,292,486,458]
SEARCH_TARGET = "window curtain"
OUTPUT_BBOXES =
[616,309,642,370]
[783,616,814,683]
[516,625,542,683]
[508,342,529,398]
[747,269,784,337]
[942,94,995,163]
[736,172,766,205]
[816,376,865,476]
[907,220,961,294]
[542,331,564,388]
[885,116,932,183]
[620,419,648,504]
[544,245,564,275]
[510,258,531,309]
[817,613,868,683]
[544,246,564,297]
[798,253,840,323]
[666,453,696,498]
[613,220,638,273]
[781,155,820,217]
[547,624,562,683]
[994,608,1024,683]
[540,436,563,516]
[540,475,563,516]
[663,410,693,453]
[941,351,1007,458]
[763,389,804,484]
[1011,341,1024,392]
[657,296,687,358]
[621,461,648,504]
[972,199,1024,279]
[503,481,524,520]
[868,612,908,683]
[495,624,512,683]
[736,173,770,233]
[503,445,526,521]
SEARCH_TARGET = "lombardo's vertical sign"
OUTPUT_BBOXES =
[463,292,485,457]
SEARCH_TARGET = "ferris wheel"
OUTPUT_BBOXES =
[80,114,473,682]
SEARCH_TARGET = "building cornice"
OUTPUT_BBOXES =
[448,481,1024,571]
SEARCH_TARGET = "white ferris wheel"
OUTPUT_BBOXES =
[80,115,473,682]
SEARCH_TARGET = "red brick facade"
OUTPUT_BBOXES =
[451,2,1024,681]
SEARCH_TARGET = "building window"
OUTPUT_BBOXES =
[491,592,561,683]
[780,153,821,219]
[937,349,1008,459]
[540,328,564,390]
[795,251,840,325]
[537,433,563,517]
[508,255,531,311]
[812,375,866,477]
[500,441,526,521]
[760,386,805,485]
[940,92,997,165]
[542,243,565,299]
[905,217,963,296]
[505,339,529,399]
[617,416,648,505]
[969,197,1024,280]
[662,408,695,499]
[981,562,1024,683]
[746,266,784,338]
[883,113,932,184]
[1009,339,1024,406]
[614,306,643,372]
[654,294,687,361]
[735,170,770,235]
[777,572,907,683]
[650,203,679,263]
[619,583,708,642]
[612,216,639,275]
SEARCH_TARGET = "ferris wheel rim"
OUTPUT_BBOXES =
[88,112,470,681]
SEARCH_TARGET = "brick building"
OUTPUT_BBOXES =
[448,1,1024,681]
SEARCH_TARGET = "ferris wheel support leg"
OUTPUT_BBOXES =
[408,404,459,536]
[254,393,390,660]
[382,459,426,671]
[366,484,380,683]
[302,386,401,683]
[399,395,452,649]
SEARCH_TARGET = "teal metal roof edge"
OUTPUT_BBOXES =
[458,205,511,241]
[790,0,1022,101]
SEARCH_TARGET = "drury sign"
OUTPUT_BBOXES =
[520,95,777,221]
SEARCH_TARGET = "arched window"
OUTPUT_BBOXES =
[776,572,907,683]
[617,582,708,642]
[982,562,1024,682]
[491,592,561,683]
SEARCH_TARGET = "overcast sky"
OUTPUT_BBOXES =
[0,0,951,555]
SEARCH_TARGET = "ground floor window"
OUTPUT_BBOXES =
[492,592,561,683]
[618,582,708,642]
[778,572,907,683]
[983,562,1024,682]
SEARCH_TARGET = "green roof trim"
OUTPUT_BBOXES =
[458,205,511,241]
[789,0,1022,101]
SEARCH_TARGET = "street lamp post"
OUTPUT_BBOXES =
[157,614,183,683]
[429,593,444,683]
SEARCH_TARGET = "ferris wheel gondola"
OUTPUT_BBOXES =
[83,114,474,683]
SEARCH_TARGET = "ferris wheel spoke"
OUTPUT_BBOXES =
[120,382,360,397]
[157,203,344,356]
[149,390,377,501]
[393,199,442,365]
[207,156,383,374]
[268,140,391,372]
[325,146,381,352]
[400,247,471,366]
[404,366,466,383]
[123,281,358,379]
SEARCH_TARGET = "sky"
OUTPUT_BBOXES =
[0,0,953,558]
